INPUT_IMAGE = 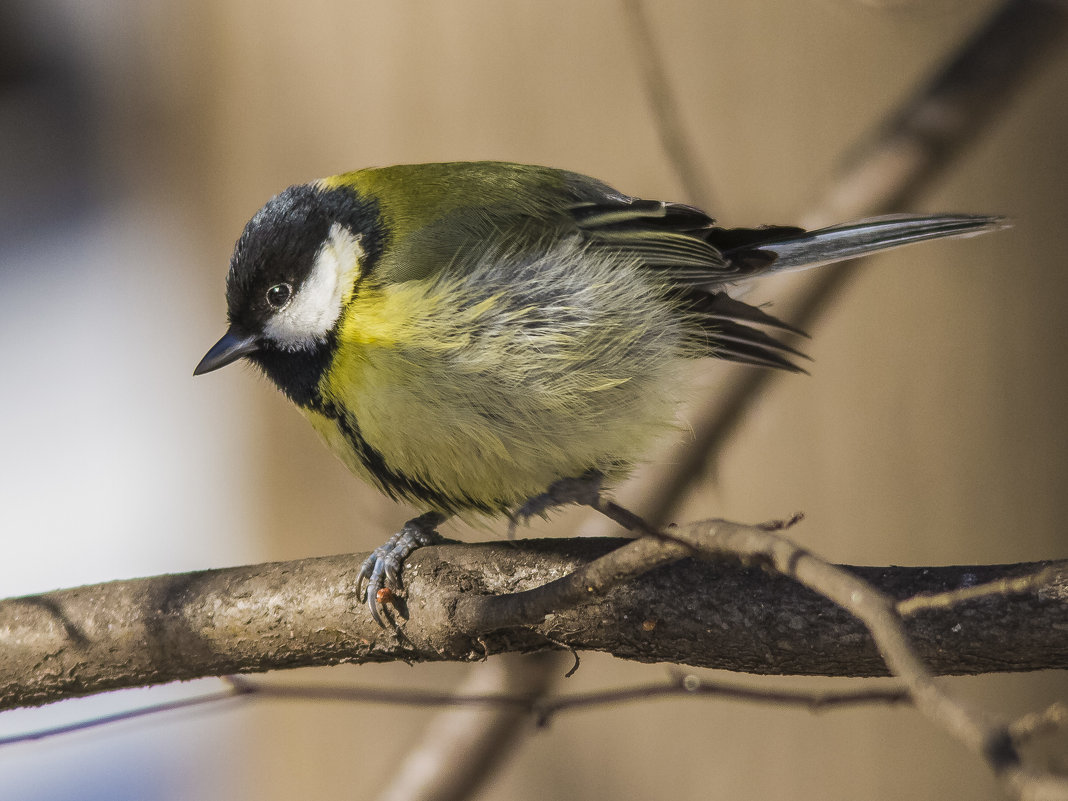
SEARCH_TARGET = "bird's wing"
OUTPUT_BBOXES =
[567,196,807,287]
[568,198,732,284]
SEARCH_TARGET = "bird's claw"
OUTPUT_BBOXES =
[507,472,604,538]
[358,512,444,627]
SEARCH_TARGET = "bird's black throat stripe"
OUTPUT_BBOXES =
[250,331,337,409]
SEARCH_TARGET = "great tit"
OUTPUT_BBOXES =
[194,160,1000,624]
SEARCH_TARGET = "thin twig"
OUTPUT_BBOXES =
[533,672,910,726]
[0,673,910,748]
[1008,702,1068,746]
[620,0,717,208]
[645,0,1068,525]
[659,519,1068,798]
[0,686,245,747]
[451,535,688,632]
[898,565,1066,617]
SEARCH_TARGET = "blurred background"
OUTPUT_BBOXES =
[0,0,1065,799]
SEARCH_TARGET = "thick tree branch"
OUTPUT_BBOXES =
[1,532,1064,713]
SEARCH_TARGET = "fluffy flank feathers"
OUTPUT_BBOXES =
[324,234,690,514]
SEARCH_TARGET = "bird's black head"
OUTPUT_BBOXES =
[194,181,385,408]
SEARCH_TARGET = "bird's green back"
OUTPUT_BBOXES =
[320,161,615,283]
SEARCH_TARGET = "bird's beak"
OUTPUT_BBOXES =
[194,327,260,375]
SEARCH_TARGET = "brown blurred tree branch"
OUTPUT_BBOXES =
[379,2,1068,798]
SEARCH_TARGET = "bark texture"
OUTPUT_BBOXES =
[0,538,1063,711]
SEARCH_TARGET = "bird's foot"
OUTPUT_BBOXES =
[508,472,604,538]
[358,511,445,627]
[509,471,660,537]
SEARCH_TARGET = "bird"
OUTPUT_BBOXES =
[194,160,1002,625]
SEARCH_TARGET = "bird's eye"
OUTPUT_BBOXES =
[266,283,293,309]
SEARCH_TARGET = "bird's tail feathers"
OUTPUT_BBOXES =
[725,213,1008,276]
[685,291,811,373]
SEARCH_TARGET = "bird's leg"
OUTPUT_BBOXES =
[357,511,446,627]
[508,471,658,538]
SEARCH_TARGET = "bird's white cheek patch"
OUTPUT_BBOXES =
[265,223,364,350]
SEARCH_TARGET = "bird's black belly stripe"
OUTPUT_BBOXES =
[312,399,503,515]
